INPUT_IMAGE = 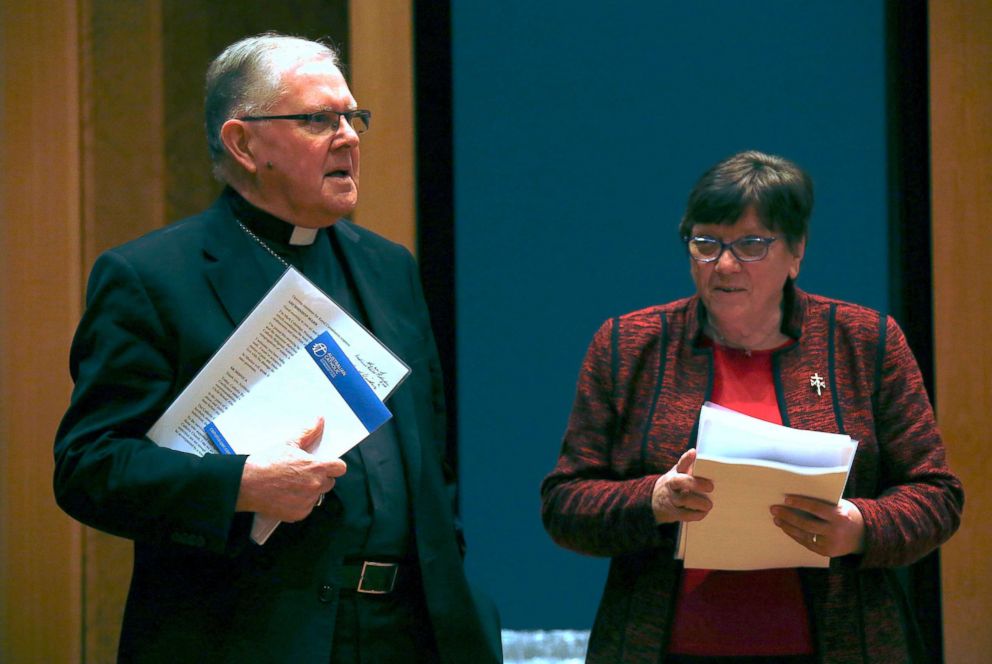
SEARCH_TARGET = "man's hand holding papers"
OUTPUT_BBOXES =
[235,417,347,523]
[207,329,394,543]
[147,269,409,545]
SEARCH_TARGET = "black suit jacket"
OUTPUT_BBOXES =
[54,197,500,663]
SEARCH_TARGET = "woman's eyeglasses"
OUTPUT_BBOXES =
[684,235,778,263]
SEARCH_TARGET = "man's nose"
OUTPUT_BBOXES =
[332,119,360,147]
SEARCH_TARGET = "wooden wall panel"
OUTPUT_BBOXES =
[350,1,417,253]
[79,2,167,660]
[83,0,167,255]
[0,1,83,662]
[930,2,992,662]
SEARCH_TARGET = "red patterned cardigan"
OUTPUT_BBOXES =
[541,286,963,663]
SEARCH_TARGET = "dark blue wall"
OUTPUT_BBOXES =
[452,1,888,629]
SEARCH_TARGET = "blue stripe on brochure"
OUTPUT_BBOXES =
[306,330,391,433]
[204,422,236,455]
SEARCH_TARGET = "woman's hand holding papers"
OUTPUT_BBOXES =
[771,496,866,558]
[236,417,348,522]
[652,449,715,524]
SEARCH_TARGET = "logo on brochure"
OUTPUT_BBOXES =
[311,342,328,358]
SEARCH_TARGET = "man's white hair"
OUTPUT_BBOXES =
[204,32,341,181]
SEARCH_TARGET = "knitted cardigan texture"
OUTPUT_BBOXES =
[541,287,963,663]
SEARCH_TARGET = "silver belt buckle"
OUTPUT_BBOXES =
[358,561,398,594]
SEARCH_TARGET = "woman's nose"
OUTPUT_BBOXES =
[714,247,742,272]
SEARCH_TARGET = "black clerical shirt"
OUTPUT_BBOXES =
[226,188,412,561]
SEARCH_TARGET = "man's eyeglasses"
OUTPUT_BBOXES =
[239,109,371,135]
[684,235,778,263]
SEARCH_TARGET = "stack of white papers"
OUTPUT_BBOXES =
[146,268,409,544]
[676,403,857,570]
[207,330,392,543]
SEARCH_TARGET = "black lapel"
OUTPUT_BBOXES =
[331,221,423,491]
[200,197,287,328]
[330,221,401,341]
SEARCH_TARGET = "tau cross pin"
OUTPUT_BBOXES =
[810,373,826,396]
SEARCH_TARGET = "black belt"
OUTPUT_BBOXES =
[340,560,405,595]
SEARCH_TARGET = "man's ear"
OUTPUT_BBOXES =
[220,120,258,174]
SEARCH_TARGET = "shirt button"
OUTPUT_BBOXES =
[318,584,335,603]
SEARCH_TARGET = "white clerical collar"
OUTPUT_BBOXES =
[289,226,319,246]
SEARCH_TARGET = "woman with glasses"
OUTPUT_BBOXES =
[541,150,962,663]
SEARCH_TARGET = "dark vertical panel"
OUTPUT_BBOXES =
[885,2,942,662]
[886,0,934,393]
[413,1,458,476]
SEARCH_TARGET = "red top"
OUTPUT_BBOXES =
[668,341,813,656]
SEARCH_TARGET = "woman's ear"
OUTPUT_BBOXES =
[219,120,258,174]
[789,237,806,280]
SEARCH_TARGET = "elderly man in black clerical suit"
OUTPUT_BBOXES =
[54,32,500,663]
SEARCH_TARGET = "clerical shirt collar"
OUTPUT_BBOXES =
[224,187,319,246]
